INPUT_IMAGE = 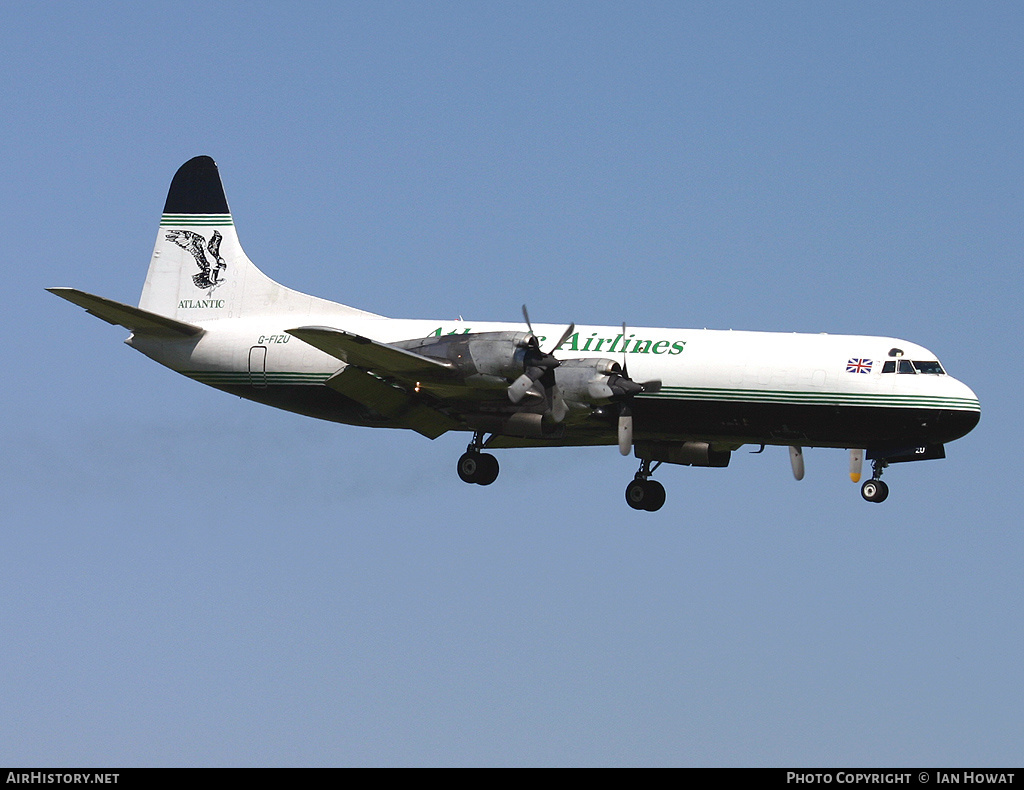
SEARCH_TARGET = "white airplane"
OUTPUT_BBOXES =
[50,156,980,511]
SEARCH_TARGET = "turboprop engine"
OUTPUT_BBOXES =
[394,331,561,406]
[395,320,657,434]
[554,359,643,408]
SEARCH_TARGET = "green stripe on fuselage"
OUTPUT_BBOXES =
[647,386,980,411]
[182,371,330,385]
[179,372,980,412]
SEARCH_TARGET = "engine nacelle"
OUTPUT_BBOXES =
[394,332,532,382]
[634,440,732,468]
[555,358,643,406]
[465,412,564,438]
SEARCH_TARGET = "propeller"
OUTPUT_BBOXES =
[508,305,574,422]
[617,322,662,455]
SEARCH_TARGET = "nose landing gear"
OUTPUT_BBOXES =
[861,459,889,503]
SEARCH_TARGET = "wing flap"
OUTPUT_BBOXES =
[325,366,458,440]
[48,288,203,337]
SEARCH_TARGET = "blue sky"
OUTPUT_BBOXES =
[2,1,1021,766]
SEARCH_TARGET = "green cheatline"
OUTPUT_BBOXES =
[646,385,980,411]
[160,213,234,227]
[181,371,980,411]
[183,371,330,385]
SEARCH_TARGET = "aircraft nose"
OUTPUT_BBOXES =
[945,377,981,441]
[955,377,980,412]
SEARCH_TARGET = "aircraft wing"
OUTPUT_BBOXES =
[286,326,457,383]
[48,288,203,338]
[287,325,464,439]
[323,366,459,439]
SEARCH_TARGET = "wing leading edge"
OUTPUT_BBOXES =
[286,326,456,382]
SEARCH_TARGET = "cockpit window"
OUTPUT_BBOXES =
[881,359,946,374]
[913,360,945,375]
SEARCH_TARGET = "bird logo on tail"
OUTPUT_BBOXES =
[165,229,227,291]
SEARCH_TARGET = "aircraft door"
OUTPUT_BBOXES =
[248,345,267,388]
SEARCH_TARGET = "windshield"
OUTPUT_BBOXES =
[912,360,945,374]
[881,359,946,374]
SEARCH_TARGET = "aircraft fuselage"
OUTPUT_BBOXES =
[129,315,979,450]
[52,155,981,510]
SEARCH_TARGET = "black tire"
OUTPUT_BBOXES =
[457,452,480,484]
[626,478,666,511]
[861,479,889,503]
[625,479,647,509]
[475,453,500,486]
[643,480,666,512]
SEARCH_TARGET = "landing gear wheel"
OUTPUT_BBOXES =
[642,480,666,511]
[457,452,500,485]
[475,453,499,486]
[861,479,889,503]
[625,479,666,512]
[625,479,647,510]
[457,452,481,484]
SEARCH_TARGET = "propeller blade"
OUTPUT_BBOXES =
[850,449,864,483]
[550,322,575,353]
[618,405,633,455]
[621,322,629,376]
[789,445,805,481]
[640,379,662,394]
[550,386,568,422]
[508,372,535,403]
[522,304,573,353]
[521,304,534,335]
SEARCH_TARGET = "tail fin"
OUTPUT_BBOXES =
[140,156,379,321]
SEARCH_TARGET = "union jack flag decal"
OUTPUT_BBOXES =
[847,358,873,374]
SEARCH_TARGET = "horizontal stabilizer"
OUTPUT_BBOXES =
[48,288,204,337]
[286,326,456,381]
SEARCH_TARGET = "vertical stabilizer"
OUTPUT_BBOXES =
[139,156,378,321]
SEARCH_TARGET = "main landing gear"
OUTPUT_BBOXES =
[625,459,666,512]
[861,458,889,503]
[457,431,500,486]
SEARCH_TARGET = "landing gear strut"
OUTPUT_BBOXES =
[625,458,666,512]
[457,431,500,486]
[861,458,889,503]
